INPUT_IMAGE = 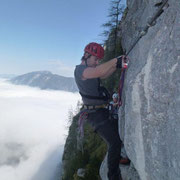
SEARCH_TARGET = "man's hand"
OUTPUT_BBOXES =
[116,55,129,69]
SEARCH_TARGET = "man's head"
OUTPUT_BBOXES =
[82,42,104,67]
[84,42,104,59]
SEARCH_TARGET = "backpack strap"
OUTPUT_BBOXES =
[79,91,108,101]
[79,78,110,101]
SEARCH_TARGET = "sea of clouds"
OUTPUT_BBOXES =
[0,79,81,180]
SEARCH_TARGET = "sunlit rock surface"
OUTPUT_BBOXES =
[101,0,180,179]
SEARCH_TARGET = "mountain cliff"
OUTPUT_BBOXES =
[10,71,78,92]
[101,0,180,180]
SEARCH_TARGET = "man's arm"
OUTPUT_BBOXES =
[99,55,128,79]
[100,66,116,79]
[82,58,117,79]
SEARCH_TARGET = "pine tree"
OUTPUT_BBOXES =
[101,0,125,56]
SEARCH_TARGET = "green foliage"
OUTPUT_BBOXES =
[101,36,123,95]
[101,0,125,52]
[99,1,126,95]
[62,115,107,180]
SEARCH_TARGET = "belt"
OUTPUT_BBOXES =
[83,104,108,110]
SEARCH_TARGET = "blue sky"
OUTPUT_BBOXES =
[0,0,126,77]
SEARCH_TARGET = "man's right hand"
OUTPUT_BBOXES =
[116,55,129,69]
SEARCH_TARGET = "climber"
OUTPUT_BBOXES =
[74,42,128,180]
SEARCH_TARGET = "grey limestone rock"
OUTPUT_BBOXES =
[121,0,180,180]
[100,153,140,180]
[101,0,180,179]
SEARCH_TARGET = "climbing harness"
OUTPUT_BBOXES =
[117,56,129,106]
[83,104,108,110]
[118,0,168,106]
[118,68,126,106]
[78,110,89,137]
[77,109,89,153]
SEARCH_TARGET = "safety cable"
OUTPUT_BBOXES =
[125,0,168,56]
[118,0,169,107]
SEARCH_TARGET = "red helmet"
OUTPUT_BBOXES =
[84,42,104,59]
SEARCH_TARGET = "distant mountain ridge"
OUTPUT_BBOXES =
[10,71,78,92]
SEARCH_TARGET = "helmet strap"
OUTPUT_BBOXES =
[83,53,91,67]
[85,59,88,67]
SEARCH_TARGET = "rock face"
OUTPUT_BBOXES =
[101,0,180,180]
[119,0,180,180]
[10,71,78,92]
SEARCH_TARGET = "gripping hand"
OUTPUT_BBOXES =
[116,55,129,69]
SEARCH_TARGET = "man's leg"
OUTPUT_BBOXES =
[97,120,122,180]
[88,109,122,180]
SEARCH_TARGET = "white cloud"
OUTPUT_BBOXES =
[0,79,81,180]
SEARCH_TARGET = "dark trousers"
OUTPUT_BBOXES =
[88,109,122,180]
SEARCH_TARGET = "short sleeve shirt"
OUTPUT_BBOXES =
[74,64,108,105]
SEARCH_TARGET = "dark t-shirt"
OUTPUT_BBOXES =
[74,64,108,105]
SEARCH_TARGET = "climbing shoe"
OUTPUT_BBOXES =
[119,157,130,165]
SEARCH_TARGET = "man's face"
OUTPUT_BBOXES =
[87,55,100,67]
